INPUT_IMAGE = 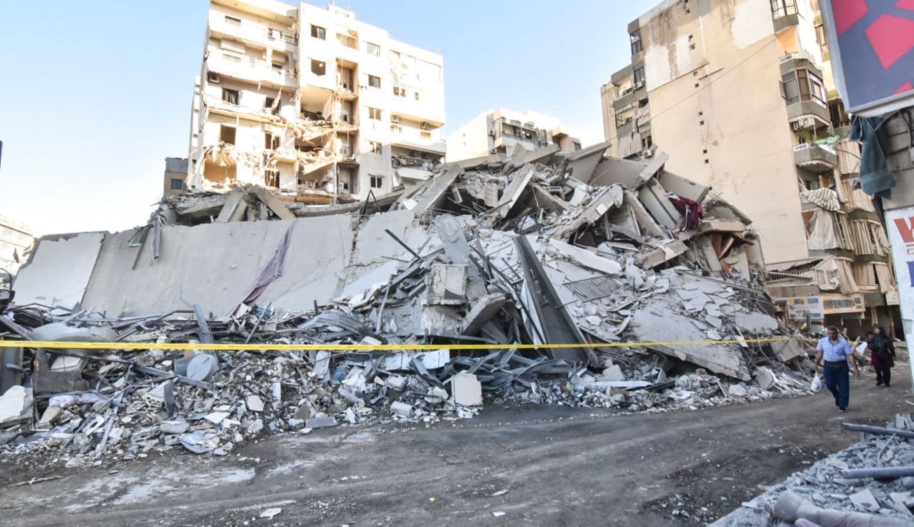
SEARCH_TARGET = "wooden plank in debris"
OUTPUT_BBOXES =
[251,187,295,220]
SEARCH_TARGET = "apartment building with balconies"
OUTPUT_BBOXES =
[600,0,900,334]
[0,214,34,277]
[445,108,587,163]
[185,0,446,204]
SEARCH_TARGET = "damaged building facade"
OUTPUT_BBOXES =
[186,0,446,206]
[600,0,900,335]
[445,108,589,163]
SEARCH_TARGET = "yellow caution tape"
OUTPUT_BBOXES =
[0,337,798,353]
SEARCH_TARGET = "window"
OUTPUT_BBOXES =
[815,24,827,52]
[222,52,241,64]
[272,62,283,72]
[311,59,326,76]
[368,107,381,120]
[420,131,432,139]
[265,133,280,150]
[390,124,402,133]
[829,99,850,128]
[573,141,582,151]
[365,42,380,56]
[368,75,381,88]
[224,15,241,26]
[781,69,825,105]
[630,32,643,55]
[170,178,184,190]
[393,86,406,97]
[633,67,646,87]
[414,91,420,101]
[264,169,280,188]
[310,25,326,40]
[369,141,381,153]
[770,0,797,19]
[370,175,383,189]
[220,125,236,145]
[265,97,281,111]
[222,88,239,105]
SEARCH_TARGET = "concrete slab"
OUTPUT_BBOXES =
[81,217,352,316]
[658,171,710,203]
[14,232,105,309]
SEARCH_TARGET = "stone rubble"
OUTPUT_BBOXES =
[1,147,816,467]
[712,414,914,526]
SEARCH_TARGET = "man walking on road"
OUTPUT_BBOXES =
[814,326,860,411]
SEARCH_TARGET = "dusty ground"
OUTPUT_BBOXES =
[2,367,912,527]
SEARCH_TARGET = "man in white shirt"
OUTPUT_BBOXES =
[814,326,860,411]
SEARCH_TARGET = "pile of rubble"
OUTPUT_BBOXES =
[713,416,914,526]
[1,144,815,466]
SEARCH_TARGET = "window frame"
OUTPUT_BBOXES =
[310,25,326,40]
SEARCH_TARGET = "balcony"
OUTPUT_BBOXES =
[208,53,297,89]
[612,83,647,112]
[209,17,297,53]
[771,1,799,33]
[787,100,832,131]
[794,143,837,173]
[389,127,447,156]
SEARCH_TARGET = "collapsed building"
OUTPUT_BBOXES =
[0,144,815,466]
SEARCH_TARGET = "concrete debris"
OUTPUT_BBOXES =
[2,149,812,467]
[712,414,914,527]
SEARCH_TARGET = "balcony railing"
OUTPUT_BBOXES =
[209,53,296,87]
[210,18,297,50]
[794,143,838,173]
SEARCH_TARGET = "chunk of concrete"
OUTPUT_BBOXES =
[427,264,467,305]
[849,489,880,512]
[390,401,413,417]
[306,415,338,429]
[246,395,265,413]
[161,420,190,435]
[754,367,775,390]
[451,373,483,407]
[602,365,626,382]
[0,386,31,425]
[549,239,622,275]
[728,385,748,397]
[461,293,507,336]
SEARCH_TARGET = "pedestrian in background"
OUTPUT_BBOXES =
[870,325,895,387]
[814,326,860,411]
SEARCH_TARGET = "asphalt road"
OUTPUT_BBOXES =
[3,366,912,527]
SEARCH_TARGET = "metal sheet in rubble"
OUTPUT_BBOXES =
[565,276,625,303]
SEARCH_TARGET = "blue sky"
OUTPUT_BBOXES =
[0,0,656,235]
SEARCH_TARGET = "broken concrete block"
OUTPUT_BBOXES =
[204,411,229,425]
[602,365,626,382]
[427,264,467,305]
[850,489,880,512]
[754,367,775,390]
[246,395,265,413]
[0,385,32,425]
[306,415,337,429]
[385,375,408,391]
[390,401,413,417]
[38,406,62,428]
[293,405,311,422]
[451,373,483,407]
[161,420,190,435]
[728,385,748,397]
[461,293,507,336]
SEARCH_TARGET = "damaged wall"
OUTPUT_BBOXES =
[13,232,105,309]
[80,217,354,316]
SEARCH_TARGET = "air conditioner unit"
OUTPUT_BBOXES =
[207,72,221,83]
[340,146,351,156]
[791,121,801,131]
[391,115,400,124]
[634,81,644,90]
[487,130,496,137]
